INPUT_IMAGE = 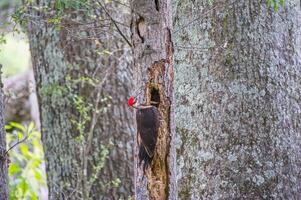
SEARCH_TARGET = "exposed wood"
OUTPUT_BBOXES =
[131,0,176,199]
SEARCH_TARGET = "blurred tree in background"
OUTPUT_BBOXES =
[1,0,47,199]
[25,0,134,199]
[0,34,30,78]
[1,0,134,199]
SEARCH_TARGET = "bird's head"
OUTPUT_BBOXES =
[128,86,143,109]
[128,86,154,109]
[127,96,137,108]
[127,95,153,110]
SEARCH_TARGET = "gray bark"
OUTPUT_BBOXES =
[131,0,176,199]
[174,0,301,199]
[0,64,8,199]
[27,1,134,199]
[4,70,40,127]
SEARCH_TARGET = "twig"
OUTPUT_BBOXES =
[97,0,132,47]
[5,132,29,157]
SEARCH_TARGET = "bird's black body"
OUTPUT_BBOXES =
[136,106,160,170]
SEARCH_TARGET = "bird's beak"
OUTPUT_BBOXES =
[132,101,139,109]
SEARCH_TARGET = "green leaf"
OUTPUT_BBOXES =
[9,122,26,132]
[8,122,45,199]
[32,139,42,149]
[267,0,271,8]
[112,178,121,187]
[273,0,278,11]
[19,179,29,195]
[9,163,20,175]
[34,169,41,182]
[5,124,12,130]
[27,122,35,134]
[20,144,30,157]
[17,131,24,139]
[29,192,38,200]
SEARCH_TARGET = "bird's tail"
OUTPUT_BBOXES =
[138,144,152,171]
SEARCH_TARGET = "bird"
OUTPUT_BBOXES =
[128,95,160,171]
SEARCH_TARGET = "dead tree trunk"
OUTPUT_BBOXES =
[0,64,8,200]
[131,0,176,199]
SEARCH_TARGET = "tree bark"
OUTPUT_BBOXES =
[0,64,8,199]
[27,1,134,199]
[131,0,176,199]
[174,0,301,199]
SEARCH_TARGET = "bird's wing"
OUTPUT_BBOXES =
[136,107,160,158]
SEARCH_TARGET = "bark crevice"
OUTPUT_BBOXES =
[155,0,160,12]
[143,60,171,200]
[137,17,146,43]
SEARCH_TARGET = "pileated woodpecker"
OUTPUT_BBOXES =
[128,96,160,170]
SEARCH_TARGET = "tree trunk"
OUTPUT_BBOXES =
[0,64,8,199]
[174,0,301,199]
[131,0,176,199]
[27,1,134,199]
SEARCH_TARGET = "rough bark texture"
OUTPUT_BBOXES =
[0,64,8,199]
[28,1,134,199]
[174,0,301,199]
[131,0,176,199]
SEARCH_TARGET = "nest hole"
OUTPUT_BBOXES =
[155,0,160,11]
[150,87,160,107]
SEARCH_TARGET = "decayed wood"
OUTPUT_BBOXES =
[131,0,176,199]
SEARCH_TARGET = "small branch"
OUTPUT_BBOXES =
[97,0,133,47]
[5,133,29,157]
[85,67,112,195]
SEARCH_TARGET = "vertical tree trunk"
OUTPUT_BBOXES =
[0,64,8,199]
[131,0,176,199]
[27,1,134,199]
[174,0,301,199]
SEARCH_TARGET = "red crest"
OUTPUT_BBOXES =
[127,96,135,107]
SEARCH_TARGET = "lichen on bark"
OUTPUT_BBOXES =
[27,1,134,199]
[174,0,301,199]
